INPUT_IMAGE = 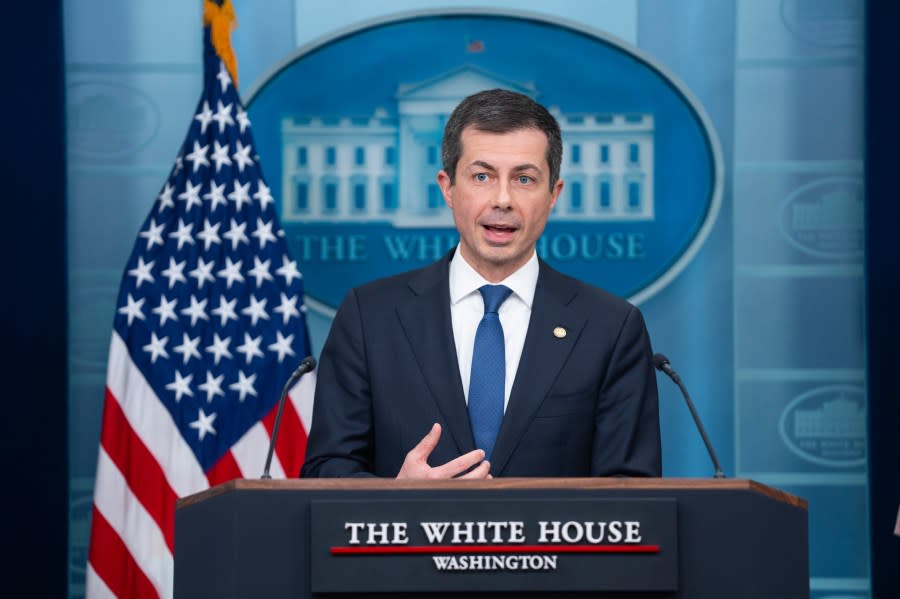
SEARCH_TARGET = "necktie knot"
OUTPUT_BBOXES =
[479,284,512,314]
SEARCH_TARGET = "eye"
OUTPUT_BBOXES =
[517,175,533,185]
[474,173,489,182]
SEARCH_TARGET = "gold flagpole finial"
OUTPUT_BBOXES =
[203,0,239,88]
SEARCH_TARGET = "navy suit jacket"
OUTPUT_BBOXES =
[301,251,661,478]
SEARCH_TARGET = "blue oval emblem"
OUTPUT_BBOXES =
[67,81,161,158]
[247,11,721,309]
[778,177,863,259]
[778,385,866,468]
[780,0,864,48]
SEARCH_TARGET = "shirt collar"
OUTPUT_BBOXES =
[449,245,539,308]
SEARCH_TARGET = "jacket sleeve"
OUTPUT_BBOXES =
[300,288,377,477]
[591,305,662,477]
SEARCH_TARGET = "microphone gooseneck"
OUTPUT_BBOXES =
[653,353,725,479]
[261,356,317,479]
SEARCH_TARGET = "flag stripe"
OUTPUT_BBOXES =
[86,563,118,599]
[106,333,209,497]
[206,448,245,486]
[88,507,160,599]
[100,387,178,551]
[291,371,316,432]
[91,447,172,597]
[231,421,284,479]
[263,394,305,478]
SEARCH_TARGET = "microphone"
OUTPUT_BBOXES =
[261,356,317,479]
[653,353,725,478]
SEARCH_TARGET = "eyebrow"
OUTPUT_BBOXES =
[467,160,542,173]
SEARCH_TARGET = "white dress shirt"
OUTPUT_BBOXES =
[449,247,539,411]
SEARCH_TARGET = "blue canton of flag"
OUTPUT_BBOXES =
[88,3,314,597]
[115,40,310,471]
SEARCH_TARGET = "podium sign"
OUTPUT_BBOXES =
[310,498,678,592]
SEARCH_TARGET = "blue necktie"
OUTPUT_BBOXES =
[468,284,513,459]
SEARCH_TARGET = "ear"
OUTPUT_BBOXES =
[549,178,564,210]
[437,170,454,209]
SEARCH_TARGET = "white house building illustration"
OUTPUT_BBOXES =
[280,66,655,226]
[794,397,866,440]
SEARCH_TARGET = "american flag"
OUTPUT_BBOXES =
[86,4,315,597]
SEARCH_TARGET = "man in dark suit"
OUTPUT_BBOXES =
[301,89,661,479]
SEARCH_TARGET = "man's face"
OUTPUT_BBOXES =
[438,127,564,282]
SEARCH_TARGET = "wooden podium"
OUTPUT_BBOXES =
[174,478,808,598]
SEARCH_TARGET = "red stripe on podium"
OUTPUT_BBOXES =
[331,544,660,555]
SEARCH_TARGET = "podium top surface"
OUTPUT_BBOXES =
[177,477,807,510]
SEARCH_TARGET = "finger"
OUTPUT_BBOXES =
[408,423,441,461]
[433,448,486,478]
[459,460,491,479]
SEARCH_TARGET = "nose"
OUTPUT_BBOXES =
[494,180,512,209]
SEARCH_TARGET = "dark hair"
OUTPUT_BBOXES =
[441,88,563,188]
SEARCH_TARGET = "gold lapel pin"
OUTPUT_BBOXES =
[553,326,567,339]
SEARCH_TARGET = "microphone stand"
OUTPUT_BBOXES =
[261,356,316,479]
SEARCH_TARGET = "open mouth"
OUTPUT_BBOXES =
[482,224,518,243]
[484,224,517,233]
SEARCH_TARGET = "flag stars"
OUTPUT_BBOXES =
[142,333,170,364]
[274,293,300,325]
[111,43,316,461]
[181,295,210,327]
[217,257,245,288]
[178,180,203,211]
[118,294,146,326]
[173,332,202,364]
[168,218,196,251]
[128,257,155,288]
[185,141,210,173]
[248,256,273,287]
[223,218,249,249]
[203,181,228,211]
[205,333,233,365]
[211,296,239,327]
[194,100,213,134]
[276,256,302,286]
[213,100,234,133]
[157,183,175,211]
[268,331,296,363]
[236,333,264,364]
[189,408,217,440]
[232,140,254,172]
[228,180,252,211]
[166,371,194,402]
[242,295,269,326]
[252,218,277,249]
[216,62,232,93]
[197,218,222,251]
[189,257,216,289]
[229,371,258,402]
[199,371,225,403]
[253,180,274,211]
[236,106,251,133]
[210,140,232,172]
[152,295,179,326]
[139,219,165,250]
[161,257,187,289]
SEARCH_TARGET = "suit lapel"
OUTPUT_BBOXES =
[395,254,475,455]
[490,263,587,474]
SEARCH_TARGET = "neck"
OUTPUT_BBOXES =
[457,245,533,283]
